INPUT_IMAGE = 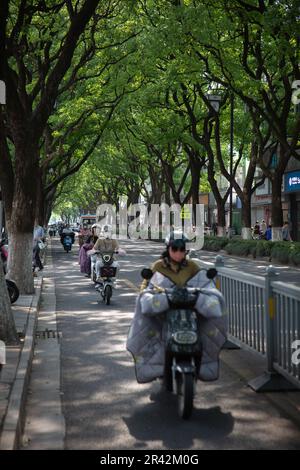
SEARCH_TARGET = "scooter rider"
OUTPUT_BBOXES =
[140,231,200,291]
[127,231,227,385]
[94,224,119,283]
[60,225,75,245]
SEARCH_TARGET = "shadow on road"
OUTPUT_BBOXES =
[123,386,234,449]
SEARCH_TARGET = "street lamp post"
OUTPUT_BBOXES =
[206,93,222,234]
[206,94,222,113]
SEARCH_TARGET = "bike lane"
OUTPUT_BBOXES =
[48,238,300,450]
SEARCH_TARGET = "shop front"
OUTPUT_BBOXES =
[251,178,272,226]
[252,177,288,228]
[284,170,300,241]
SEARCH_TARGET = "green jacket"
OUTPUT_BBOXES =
[141,257,201,290]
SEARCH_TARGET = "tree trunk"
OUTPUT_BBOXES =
[0,257,19,344]
[164,181,171,206]
[190,158,201,225]
[35,184,45,227]
[216,202,226,236]
[241,191,252,239]
[240,140,258,239]
[8,231,34,294]
[44,201,53,227]
[207,157,226,237]
[270,173,283,241]
[7,143,39,294]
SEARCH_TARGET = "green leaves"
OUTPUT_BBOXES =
[27,0,299,219]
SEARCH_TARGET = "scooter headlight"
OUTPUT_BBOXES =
[173,331,197,345]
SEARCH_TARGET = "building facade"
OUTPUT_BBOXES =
[283,157,300,242]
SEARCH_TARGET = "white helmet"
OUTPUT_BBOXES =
[165,230,189,249]
[102,224,112,239]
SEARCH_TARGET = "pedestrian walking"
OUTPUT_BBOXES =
[260,220,267,237]
[253,221,260,239]
[33,224,44,272]
[79,236,94,276]
[265,225,272,241]
[212,222,218,237]
[282,221,292,241]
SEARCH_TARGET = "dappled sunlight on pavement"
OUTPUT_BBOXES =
[46,238,300,450]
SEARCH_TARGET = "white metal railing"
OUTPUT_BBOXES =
[272,282,300,388]
[195,254,300,391]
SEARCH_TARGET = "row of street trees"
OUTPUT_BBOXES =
[55,0,300,236]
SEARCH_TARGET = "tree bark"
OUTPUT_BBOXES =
[206,146,227,237]
[0,257,19,344]
[43,188,57,226]
[241,190,252,239]
[270,172,284,240]
[7,142,39,294]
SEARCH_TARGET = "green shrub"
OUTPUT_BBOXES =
[255,241,274,258]
[289,251,300,266]
[271,243,290,264]
[225,241,257,257]
[288,243,300,266]
[202,237,300,266]
[203,236,228,252]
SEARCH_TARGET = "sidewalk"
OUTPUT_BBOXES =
[0,276,43,450]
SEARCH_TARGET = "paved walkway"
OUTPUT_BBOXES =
[21,238,300,450]
[0,277,42,449]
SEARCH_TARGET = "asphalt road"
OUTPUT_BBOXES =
[197,250,300,287]
[49,237,300,450]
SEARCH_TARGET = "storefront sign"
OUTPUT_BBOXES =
[285,171,300,193]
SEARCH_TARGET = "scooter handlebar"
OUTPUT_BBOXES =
[94,250,119,255]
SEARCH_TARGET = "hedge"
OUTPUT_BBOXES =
[203,236,228,252]
[202,236,300,266]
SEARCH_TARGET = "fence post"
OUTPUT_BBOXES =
[248,265,298,392]
[265,266,277,374]
[215,255,240,351]
[215,255,224,291]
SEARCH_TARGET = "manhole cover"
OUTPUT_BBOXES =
[35,329,62,339]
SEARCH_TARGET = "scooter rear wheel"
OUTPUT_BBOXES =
[104,284,112,305]
[177,373,194,420]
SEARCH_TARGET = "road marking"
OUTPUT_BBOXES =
[119,278,140,292]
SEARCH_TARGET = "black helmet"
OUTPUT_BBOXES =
[165,231,189,250]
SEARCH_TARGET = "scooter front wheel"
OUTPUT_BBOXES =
[177,372,194,420]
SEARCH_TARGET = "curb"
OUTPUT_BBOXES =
[0,277,43,450]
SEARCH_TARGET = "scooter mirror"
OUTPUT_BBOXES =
[206,268,218,279]
[141,268,153,280]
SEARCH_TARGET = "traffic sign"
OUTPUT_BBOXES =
[180,206,191,220]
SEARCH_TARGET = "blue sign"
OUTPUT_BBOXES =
[236,196,242,209]
[285,171,300,192]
